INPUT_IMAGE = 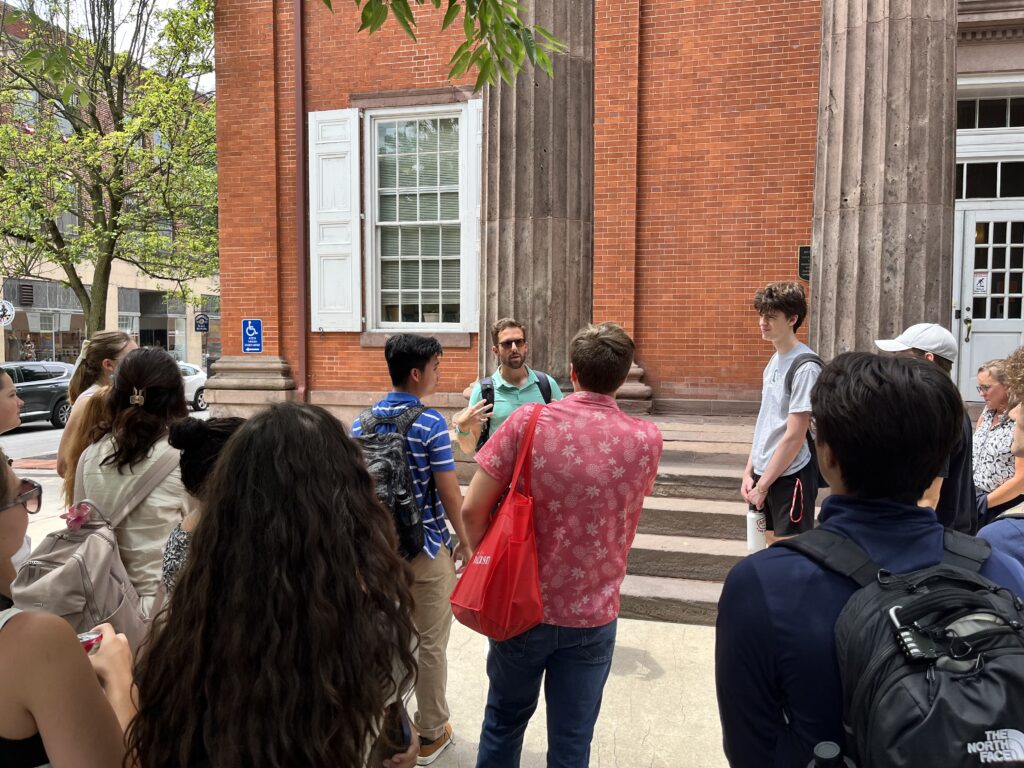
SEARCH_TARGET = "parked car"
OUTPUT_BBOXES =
[179,362,207,411]
[1,362,74,428]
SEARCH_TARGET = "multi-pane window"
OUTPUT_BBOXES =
[972,221,1024,320]
[956,162,1024,200]
[374,115,463,325]
[958,98,1024,130]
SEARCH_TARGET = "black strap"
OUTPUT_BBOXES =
[941,529,990,574]
[359,405,427,436]
[772,528,882,588]
[535,371,553,404]
[784,353,825,397]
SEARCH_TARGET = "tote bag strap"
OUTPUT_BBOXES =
[508,405,543,497]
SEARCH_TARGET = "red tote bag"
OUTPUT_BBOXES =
[450,405,544,641]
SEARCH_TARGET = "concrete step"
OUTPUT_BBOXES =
[628,532,746,582]
[653,461,745,501]
[661,440,748,467]
[639,497,747,540]
[619,574,723,626]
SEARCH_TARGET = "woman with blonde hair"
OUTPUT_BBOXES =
[60,385,111,508]
[974,358,1024,523]
[57,330,136,478]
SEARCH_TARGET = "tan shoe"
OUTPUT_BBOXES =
[417,722,454,765]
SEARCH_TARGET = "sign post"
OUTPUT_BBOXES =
[194,313,210,333]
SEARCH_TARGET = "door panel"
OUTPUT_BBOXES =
[957,211,1024,399]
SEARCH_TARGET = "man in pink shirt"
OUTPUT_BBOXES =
[461,322,663,768]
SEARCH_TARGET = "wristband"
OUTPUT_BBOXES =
[456,425,471,436]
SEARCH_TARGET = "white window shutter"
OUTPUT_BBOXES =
[309,108,362,332]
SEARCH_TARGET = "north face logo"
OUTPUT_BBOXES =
[967,729,1024,763]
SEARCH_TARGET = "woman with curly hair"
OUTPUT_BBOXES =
[103,402,419,767]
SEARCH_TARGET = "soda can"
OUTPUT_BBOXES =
[77,631,102,655]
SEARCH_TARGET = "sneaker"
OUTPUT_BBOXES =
[417,722,454,765]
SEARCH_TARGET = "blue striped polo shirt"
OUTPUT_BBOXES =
[351,392,456,559]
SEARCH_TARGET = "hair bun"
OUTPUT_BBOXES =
[168,418,211,450]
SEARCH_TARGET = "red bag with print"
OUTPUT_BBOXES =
[451,405,543,641]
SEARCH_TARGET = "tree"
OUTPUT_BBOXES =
[0,0,216,335]
[341,0,567,89]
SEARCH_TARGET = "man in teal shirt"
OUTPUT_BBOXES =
[453,317,562,455]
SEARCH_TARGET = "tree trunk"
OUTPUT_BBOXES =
[85,251,113,336]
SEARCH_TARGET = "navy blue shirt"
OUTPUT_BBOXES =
[979,513,1024,567]
[715,495,1024,768]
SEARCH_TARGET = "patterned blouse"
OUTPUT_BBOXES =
[973,408,1018,493]
[161,522,192,592]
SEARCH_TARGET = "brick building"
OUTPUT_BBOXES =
[211,1,1024,416]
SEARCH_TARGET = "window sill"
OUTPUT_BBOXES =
[359,330,473,349]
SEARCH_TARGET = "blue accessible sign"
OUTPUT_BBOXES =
[194,313,210,333]
[242,319,263,353]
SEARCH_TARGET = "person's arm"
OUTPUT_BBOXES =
[716,562,787,766]
[56,395,89,477]
[461,468,507,549]
[746,411,810,509]
[10,613,126,767]
[741,453,756,501]
[987,456,1024,508]
[86,623,136,732]
[434,469,470,567]
[452,400,492,455]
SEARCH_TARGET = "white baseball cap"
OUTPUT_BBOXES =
[874,323,958,363]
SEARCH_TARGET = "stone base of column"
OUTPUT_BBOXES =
[206,356,296,417]
[615,363,653,414]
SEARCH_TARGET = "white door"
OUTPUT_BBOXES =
[956,209,1024,399]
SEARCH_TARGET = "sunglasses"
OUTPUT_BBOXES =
[498,338,527,350]
[0,478,42,514]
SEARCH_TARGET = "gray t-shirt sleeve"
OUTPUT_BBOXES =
[788,365,819,414]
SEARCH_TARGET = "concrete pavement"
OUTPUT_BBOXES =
[20,469,728,768]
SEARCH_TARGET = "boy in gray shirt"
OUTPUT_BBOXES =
[743,282,822,543]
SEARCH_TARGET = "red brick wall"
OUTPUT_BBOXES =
[216,0,479,396]
[594,0,821,400]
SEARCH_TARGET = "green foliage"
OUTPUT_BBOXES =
[0,0,217,333]
[345,0,567,88]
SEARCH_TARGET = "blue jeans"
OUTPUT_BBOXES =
[475,620,617,768]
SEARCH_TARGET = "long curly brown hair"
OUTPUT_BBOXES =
[127,403,418,768]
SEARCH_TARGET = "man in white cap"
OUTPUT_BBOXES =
[874,323,976,533]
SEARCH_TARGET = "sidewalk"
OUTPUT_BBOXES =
[22,469,728,768]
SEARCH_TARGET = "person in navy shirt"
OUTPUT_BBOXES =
[716,352,1024,767]
[352,334,470,765]
[980,345,1024,564]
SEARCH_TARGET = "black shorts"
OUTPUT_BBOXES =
[751,461,818,536]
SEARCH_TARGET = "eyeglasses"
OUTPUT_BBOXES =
[978,384,998,394]
[0,478,42,514]
[498,338,527,350]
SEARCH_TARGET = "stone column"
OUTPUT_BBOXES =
[479,1,594,383]
[810,0,957,358]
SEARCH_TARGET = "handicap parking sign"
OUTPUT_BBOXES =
[242,319,263,353]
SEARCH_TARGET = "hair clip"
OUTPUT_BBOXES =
[129,387,145,406]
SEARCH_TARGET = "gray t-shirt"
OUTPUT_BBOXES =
[751,343,819,476]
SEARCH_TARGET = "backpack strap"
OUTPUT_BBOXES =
[105,444,182,529]
[534,371,553,404]
[784,353,825,397]
[994,502,1024,521]
[772,528,882,588]
[0,606,21,631]
[357,408,379,434]
[940,529,990,574]
[476,377,495,449]
[393,404,427,436]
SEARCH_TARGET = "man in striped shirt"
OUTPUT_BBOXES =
[351,333,469,765]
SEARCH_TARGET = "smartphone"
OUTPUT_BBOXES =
[77,631,102,655]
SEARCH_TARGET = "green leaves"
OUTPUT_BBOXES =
[341,0,567,90]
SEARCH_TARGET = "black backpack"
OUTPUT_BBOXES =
[784,352,828,488]
[475,371,554,450]
[776,528,1024,767]
[355,406,429,560]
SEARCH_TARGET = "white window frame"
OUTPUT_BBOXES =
[361,100,482,333]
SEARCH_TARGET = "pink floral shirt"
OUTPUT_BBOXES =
[476,391,663,627]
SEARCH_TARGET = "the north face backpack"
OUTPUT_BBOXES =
[776,528,1024,767]
[355,406,429,560]
[783,352,828,488]
[12,444,181,652]
[476,372,553,450]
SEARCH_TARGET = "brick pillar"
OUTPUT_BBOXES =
[810,1,957,357]
[479,1,594,383]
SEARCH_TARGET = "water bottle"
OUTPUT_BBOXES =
[746,508,766,552]
[806,741,856,767]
